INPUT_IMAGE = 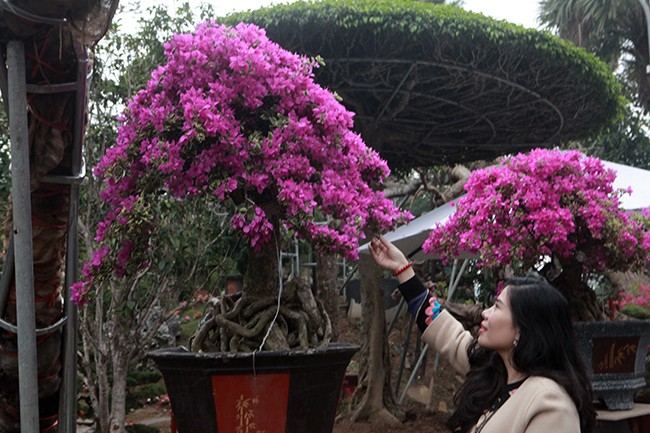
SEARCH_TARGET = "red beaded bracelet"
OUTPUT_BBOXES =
[392,262,413,276]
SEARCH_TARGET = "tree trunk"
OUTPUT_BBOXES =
[109,349,129,433]
[554,256,603,321]
[439,165,471,203]
[445,301,483,334]
[316,252,340,341]
[348,254,403,424]
[108,303,137,433]
[243,241,281,297]
[78,293,111,433]
[95,355,111,433]
[78,275,178,432]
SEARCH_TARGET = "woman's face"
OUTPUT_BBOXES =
[478,286,519,354]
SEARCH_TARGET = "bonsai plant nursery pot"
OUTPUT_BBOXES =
[148,343,359,433]
[574,320,650,410]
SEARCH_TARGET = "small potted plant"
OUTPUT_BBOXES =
[423,148,650,409]
[72,21,409,432]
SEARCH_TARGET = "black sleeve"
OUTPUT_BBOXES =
[398,276,431,333]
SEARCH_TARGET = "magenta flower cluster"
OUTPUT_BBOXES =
[423,149,650,272]
[71,22,409,304]
[619,282,650,309]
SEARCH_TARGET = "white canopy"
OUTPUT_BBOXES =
[603,159,650,210]
[359,159,650,260]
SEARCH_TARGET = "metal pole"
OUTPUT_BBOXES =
[59,186,79,433]
[638,0,650,74]
[447,258,469,301]
[67,44,87,431]
[385,297,405,335]
[399,344,429,404]
[394,312,414,397]
[59,42,88,433]
[7,40,40,433]
[447,259,458,299]
[337,263,358,294]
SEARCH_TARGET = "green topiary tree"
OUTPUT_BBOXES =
[229,0,625,168]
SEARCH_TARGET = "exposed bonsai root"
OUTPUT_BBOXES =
[189,278,332,352]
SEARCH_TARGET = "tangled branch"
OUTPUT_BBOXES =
[190,279,332,353]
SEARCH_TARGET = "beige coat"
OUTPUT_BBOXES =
[423,310,581,433]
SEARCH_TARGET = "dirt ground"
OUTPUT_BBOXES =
[333,411,450,433]
[125,397,452,433]
[331,310,458,433]
[123,309,459,433]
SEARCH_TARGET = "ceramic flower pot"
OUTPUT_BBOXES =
[574,320,650,410]
[148,343,359,433]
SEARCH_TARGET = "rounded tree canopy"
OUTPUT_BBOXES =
[423,149,650,274]
[72,22,410,304]
[228,0,625,168]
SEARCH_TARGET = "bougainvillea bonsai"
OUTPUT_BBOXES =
[423,149,650,320]
[72,21,409,351]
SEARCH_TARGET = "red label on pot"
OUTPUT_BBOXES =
[212,373,289,433]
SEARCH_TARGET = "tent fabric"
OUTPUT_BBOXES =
[603,160,650,210]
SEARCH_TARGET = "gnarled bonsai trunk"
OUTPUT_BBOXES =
[554,256,603,321]
[243,241,281,298]
[190,241,333,353]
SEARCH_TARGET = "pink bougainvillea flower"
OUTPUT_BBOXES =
[423,149,649,274]
[72,22,410,304]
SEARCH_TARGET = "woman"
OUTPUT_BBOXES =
[369,236,596,433]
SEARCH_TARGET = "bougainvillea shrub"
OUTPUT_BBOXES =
[423,149,650,273]
[73,22,410,304]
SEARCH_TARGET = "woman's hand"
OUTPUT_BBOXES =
[368,236,410,273]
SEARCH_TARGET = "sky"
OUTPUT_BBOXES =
[129,0,543,30]
[463,0,541,29]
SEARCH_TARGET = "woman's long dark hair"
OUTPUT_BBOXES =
[446,275,596,433]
